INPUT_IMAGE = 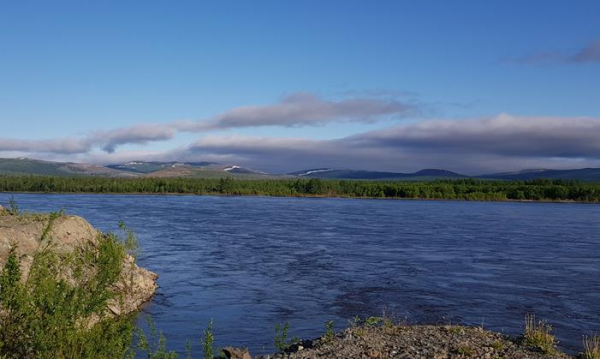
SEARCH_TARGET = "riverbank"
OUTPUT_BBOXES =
[1,175,600,203]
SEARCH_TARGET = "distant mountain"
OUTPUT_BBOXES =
[413,169,465,177]
[106,161,216,174]
[480,168,600,181]
[222,165,267,175]
[110,161,268,178]
[0,158,269,178]
[288,168,467,180]
[3,157,600,181]
[288,168,335,177]
[0,158,130,177]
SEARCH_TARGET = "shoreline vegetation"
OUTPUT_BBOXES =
[1,206,599,358]
[1,176,600,203]
[0,205,157,358]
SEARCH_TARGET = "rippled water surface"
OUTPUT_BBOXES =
[2,193,599,354]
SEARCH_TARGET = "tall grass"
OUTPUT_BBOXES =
[523,314,557,354]
[583,335,600,359]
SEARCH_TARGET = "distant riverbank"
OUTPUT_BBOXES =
[1,175,600,202]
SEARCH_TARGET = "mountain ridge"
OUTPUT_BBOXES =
[2,157,600,181]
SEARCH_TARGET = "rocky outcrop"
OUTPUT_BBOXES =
[0,209,158,316]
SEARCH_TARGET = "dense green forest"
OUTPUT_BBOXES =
[1,175,600,202]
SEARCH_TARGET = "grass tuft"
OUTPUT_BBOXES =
[523,314,557,354]
[454,344,475,356]
[489,339,504,351]
[583,335,600,359]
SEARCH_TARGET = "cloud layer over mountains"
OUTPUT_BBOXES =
[1,93,416,156]
[4,96,600,174]
[184,114,600,173]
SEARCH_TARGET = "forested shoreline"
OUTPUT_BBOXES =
[1,175,600,202]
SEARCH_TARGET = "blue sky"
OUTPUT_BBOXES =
[1,1,600,173]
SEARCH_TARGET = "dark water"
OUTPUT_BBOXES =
[1,193,599,354]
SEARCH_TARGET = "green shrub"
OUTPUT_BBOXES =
[202,319,215,359]
[365,316,383,326]
[135,315,178,359]
[324,320,335,343]
[0,216,136,358]
[274,322,291,351]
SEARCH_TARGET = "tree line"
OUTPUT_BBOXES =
[0,175,599,202]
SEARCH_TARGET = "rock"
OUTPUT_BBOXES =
[222,347,252,359]
[0,213,158,317]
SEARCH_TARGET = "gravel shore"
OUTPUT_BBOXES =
[256,324,573,359]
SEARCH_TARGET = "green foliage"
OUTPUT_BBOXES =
[323,320,335,343]
[185,340,193,359]
[454,344,475,356]
[135,316,178,359]
[0,246,20,289]
[217,177,235,194]
[448,326,465,335]
[274,322,293,352]
[1,175,599,202]
[202,319,214,359]
[0,230,136,358]
[523,314,557,354]
[489,340,504,351]
[490,340,504,351]
[365,316,383,326]
[118,220,139,259]
[40,209,65,242]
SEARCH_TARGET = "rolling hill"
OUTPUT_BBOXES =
[479,168,600,181]
[0,158,269,179]
[0,158,129,177]
[289,168,467,180]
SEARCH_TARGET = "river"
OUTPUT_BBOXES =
[1,193,598,355]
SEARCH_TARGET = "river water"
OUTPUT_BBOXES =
[1,193,599,354]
